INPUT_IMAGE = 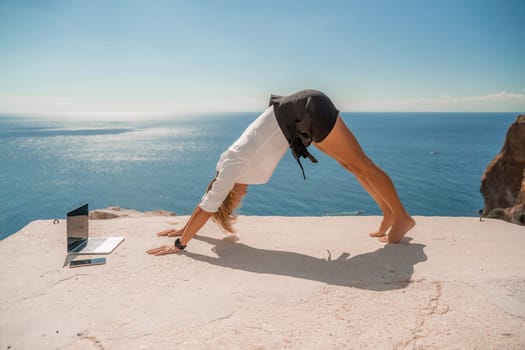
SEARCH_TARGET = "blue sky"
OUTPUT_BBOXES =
[0,0,524,115]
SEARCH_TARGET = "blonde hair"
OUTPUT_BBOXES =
[206,177,245,234]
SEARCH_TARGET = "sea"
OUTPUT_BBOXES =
[0,112,518,240]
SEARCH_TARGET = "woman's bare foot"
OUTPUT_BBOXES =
[369,216,393,237]
[379,216,415,243]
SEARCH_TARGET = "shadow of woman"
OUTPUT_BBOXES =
[183,236,427,291]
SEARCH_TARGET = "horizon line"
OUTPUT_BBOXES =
[0,110,523,117]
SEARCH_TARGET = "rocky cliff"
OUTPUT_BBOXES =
[480,114,525,225]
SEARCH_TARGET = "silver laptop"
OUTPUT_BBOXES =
[67,203,124,255]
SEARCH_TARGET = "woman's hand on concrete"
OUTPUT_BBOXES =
[146,245,182,256]
[156,228,183,237]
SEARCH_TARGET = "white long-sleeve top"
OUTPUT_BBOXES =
[199,106,289,213]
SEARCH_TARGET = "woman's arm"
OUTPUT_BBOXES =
[146,206,213,256]
[179,206,213,245]
[149,152,246,255]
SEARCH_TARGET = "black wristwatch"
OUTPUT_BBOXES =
[175,238,187,250]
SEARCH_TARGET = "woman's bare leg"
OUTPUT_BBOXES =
[355,174,394,237]
[314,116,415,243]
[316,140,393,237]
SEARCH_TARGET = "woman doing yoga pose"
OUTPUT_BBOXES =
[147,90,415,256]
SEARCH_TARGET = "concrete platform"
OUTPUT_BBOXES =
[1,214,524,349]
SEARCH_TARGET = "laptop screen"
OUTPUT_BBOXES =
[67,203,89,252]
